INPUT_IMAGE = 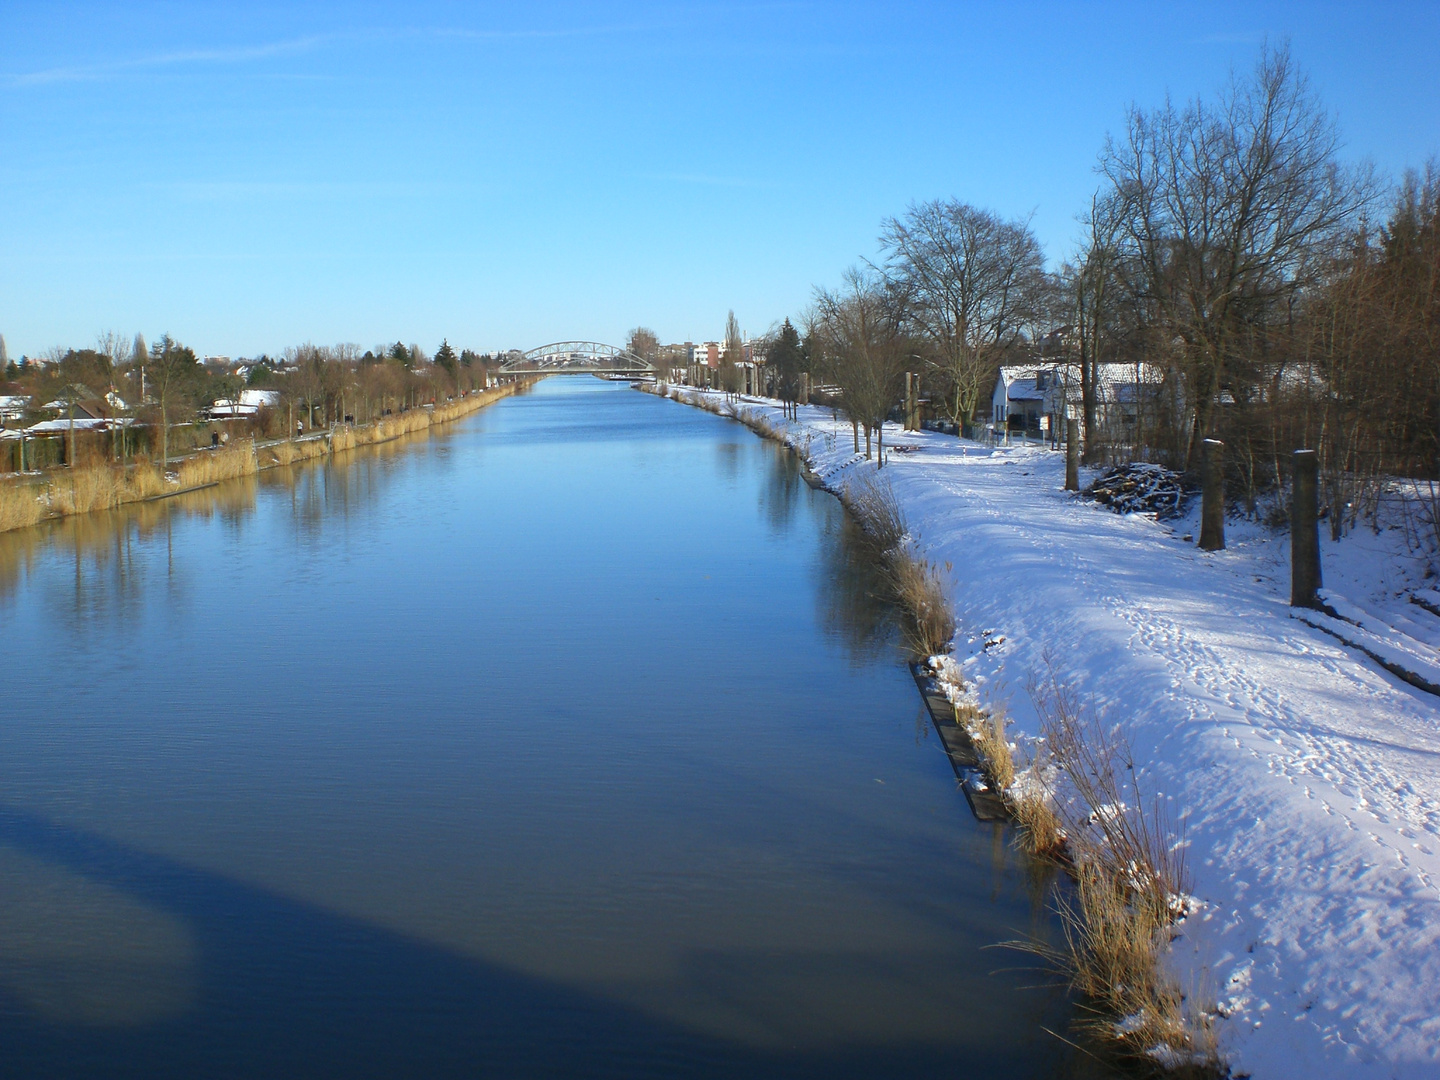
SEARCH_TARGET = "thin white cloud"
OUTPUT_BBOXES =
[6,34,340,86]
[3,21,648,87]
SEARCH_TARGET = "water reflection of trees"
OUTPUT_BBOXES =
[813,498,905,665]
[0,481,259,625]
[746,443,903,663]
[756,444,804,537]
[0,426,443,614]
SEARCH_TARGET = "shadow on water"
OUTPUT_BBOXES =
[0,806,1107,1080]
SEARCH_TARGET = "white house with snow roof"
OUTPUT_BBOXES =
[991,362,1166,439]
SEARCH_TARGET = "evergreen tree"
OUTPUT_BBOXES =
[770,318,805,415]
[389,341,410,365]
[435,339,458,376]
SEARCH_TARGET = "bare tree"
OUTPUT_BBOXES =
[813,268,915,464]
[95,332,130,459]
[1062,192,1129,461]
[626,327,659,362]
[148,334,199,466]
[1099,43,1372,468]
[879,199,1047,433]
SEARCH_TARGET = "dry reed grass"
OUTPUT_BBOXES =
[841,474,908,555]
[261,439,327,468]
[124,461,168,500]
[177,444,258,488]
[964,702,1017,793]
[836,476,956,658]
[887,551,956,658]
[1012,663,1221,1074]
[49,466,122,515]
[0,480,46,532]
[1011,781,1066,858]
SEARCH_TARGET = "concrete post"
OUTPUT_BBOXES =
[1065,419,1079,491]
[1291,449,1323,608]
[1199,438,1225,551]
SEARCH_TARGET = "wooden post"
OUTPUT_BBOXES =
[1199,438,1225,551]
[1291,449,1322,608]
[1065,419,1079,491]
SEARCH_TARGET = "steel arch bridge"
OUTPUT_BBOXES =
[501,341,653,374]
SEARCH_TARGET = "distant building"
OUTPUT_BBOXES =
[206,388,282,419]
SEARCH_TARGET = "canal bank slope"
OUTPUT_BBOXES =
[660,387,1440,1080]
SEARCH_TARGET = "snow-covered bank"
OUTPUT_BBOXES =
[661,386,1440,1079]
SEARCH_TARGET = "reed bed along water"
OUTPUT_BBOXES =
[0,384,520,536]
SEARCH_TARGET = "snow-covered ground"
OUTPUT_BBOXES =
[666,387,1440,1079]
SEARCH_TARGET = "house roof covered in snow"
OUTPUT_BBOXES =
[23,416,131,434]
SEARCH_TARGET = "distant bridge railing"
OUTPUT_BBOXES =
[501,341,654,374]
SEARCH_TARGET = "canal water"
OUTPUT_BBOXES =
[0,377,1106,1078]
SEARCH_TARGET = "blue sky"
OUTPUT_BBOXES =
[2,2,1437,359]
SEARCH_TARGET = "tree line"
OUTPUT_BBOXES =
[767,45,1436,536]
[0,333,503,467]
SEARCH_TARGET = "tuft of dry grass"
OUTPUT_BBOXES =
[842,474,908,556]
[964,702,1016,794]
[1011,784,1066,859]
[888,550,956,658]
[733,406,781,441]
